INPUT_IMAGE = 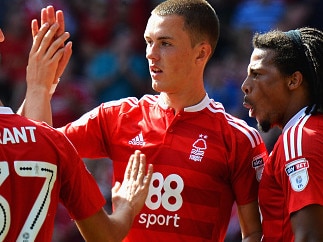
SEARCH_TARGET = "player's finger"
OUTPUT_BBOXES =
[56,10,65,36]
[130,150,141,180]
[144,164,153,186]
[46,32,70,60]
[111,181,121,195]
[46,5,56,26]
[30,22,50,55]
[125,153,135,181]
[31,19,40,39]
[55,41,72,80]
[137,153,147,185]
[40,8,47,26]
[36,23,60,55]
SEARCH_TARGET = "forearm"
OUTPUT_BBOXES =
[18,86,53,125]
[76,207,135,242]
[238,201,262,242]
[242,231,262,242]
[108,205,135,241]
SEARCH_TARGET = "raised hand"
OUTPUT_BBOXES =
[31,5,72,87]
[18,6,72,122]
[112,150,153,217]
[26,21,70,93]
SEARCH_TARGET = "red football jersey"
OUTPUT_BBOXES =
[0,107,105,242]
[60,94,267,242]
[259,108,323,241]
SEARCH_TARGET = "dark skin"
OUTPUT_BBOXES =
[241,48,309,132]
[242,48,323,241]
[291,205,323,242]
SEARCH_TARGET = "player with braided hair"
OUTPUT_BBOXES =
[242,27,323,241]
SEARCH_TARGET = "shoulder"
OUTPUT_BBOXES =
[101,95,159,109]
[283,114,323,160]
[71,95,159,124]
[226,113,262,147]
[207,100,263,148]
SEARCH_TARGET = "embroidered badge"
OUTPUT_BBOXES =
[189,134,207,162]
[252,152,266,181]
[285,158,309,192]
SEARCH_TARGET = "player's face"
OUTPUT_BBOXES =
[241,48,290,132]
[144,14,199,93]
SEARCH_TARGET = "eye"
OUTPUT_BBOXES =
[161,41,171,47]
[145,39,152,46]
[250,70,259,79]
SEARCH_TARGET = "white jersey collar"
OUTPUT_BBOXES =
[283,107,308,133]
[0,106,14,115]
[157,94,210,112]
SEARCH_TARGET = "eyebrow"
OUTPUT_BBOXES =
[144,34,174,41]
[157,36,173,40]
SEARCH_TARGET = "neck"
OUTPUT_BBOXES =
[160,90,206,114]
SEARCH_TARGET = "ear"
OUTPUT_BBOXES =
[288,71,303,90]
[196,42,212,62]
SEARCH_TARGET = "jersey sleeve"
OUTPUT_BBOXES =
[230,125,267,206]
[281,122,323,215]
[58,104,110,158]
[54,130,106,220]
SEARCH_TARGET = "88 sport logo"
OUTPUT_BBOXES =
[138,172,183,228]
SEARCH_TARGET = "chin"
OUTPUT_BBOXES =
[152,82,161,92]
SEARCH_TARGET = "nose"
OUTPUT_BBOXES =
[0,29,4,42]
[241,77,251,95]
[146,43,158,61]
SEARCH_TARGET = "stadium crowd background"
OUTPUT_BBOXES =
[0,0,322,241]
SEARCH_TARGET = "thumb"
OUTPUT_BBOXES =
[112,181,121,195]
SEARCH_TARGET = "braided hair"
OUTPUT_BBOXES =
[252,27,323,114]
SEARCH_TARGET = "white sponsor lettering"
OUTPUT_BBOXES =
[139,213,180,228]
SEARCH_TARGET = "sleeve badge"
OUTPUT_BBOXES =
[285,158,309,192]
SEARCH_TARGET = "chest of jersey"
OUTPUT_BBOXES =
[108,109,243,241]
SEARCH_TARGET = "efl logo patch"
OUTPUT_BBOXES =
[252,152,266,181]
[285,158,309,192]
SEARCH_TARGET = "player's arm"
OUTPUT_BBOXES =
[18,6,72,125]
[238,201,262,242]
[75,150,153,242]
[291,204,323,242]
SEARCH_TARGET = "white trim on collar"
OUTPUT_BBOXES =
[283,107,307,133]
[184,94,210,112]
[157,93,210,112]
[0,106,14,114]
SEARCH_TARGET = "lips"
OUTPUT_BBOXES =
[149,65,162,80]
[150,64,162,73]
[243,101,252,109]
[243,98,255,117]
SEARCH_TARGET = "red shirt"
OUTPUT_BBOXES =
[60,94,267,242]
[0,107,105,242]
[259,108,323,241]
